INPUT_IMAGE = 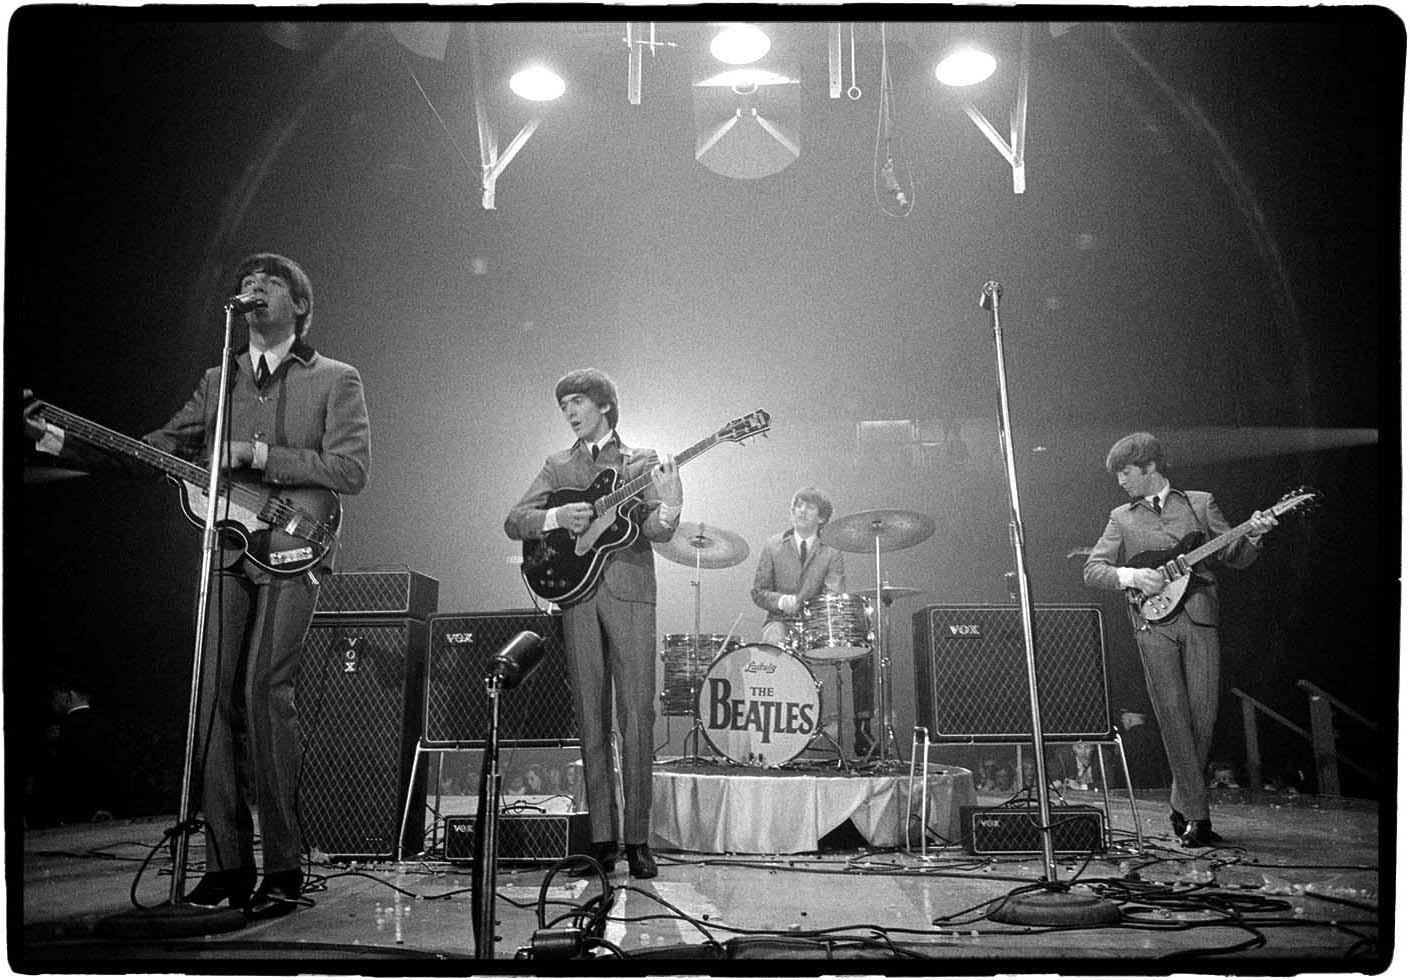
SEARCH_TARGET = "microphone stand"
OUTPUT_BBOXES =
[473,673,505,959]
[979,281,1119,927]
[97,302,249,938]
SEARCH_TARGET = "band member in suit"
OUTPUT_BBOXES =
[1082,432,1274,847]
[26,253,371,916]
[505,369,682,879]
[750,487,875,756]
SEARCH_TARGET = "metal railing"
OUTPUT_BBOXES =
[1231,682,1377,795]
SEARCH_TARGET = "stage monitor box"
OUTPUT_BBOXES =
[959,804,1107,855]
[913,604,1111,741]
[314,569,439,620]
[425,610,577,747]
[297,617,428,860]
[443,813,592,864]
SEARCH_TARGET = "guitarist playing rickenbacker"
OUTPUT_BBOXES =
[24,253,370,919]
[1083,431,1277,850]
[505,368,682,881]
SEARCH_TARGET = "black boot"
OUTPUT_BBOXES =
[853,718,874,757]
[185,867,255,909]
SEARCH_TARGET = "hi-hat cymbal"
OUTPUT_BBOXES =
[855,584,927,602]
[653,521,750,569]
[820,509,936,553]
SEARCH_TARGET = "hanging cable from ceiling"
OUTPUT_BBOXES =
[872,22,915,218]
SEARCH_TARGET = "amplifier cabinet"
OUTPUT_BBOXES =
[913,604,1111,740]
[314,569,439,620]
[425,610,577,746]
[297,618,427,860]
[958,804,1107,855]
[444,812,592,863]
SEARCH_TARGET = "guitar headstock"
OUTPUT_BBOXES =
[1272,485,1322,517]
[719,409,771,444]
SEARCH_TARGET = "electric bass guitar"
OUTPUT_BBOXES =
[1126,486,1319,624]
[28,400,341,575]
[521,409,772,604]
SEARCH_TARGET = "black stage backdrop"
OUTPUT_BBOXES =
[5,10,1397,818]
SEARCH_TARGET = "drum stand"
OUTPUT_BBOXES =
[862,534,901,765]
[679,544,719,764]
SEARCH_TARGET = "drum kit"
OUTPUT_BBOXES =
[653,508,935,769]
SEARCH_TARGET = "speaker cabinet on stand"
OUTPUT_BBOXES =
[397,610,581,860]
[909,604,1144,854]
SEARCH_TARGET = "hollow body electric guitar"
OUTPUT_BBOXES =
[1126,486,1319,624]
[522,409,771,605]
[29,400,340,575]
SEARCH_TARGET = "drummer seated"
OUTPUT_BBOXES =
[750,486,875,755]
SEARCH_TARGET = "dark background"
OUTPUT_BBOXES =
[6,9,1398,819]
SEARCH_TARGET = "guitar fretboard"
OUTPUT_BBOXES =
[35,402,266,512]
[1183,494,1311,567]
[595,434,721,512]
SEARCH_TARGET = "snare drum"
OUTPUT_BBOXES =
[660,633,742,716]
[801,592,874,661]
[696,643,821,766]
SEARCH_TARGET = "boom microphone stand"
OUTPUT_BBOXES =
[978,281,1119,927]
[97,298,252,938]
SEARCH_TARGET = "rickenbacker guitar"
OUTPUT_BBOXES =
[521,409,772,604]
[1126,486,1319,624]
[29,400,341,575]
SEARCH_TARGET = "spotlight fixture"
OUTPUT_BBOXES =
[935,46,997,87]
[709,23,771,65]
[509,65,566,102]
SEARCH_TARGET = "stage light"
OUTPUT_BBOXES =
[509,65,566,102]
[697,68,795,92]
[935,46,998,87]
[709,23,771,65]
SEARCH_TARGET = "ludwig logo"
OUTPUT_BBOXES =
[948,623,982,638]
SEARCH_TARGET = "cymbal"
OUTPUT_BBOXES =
[820,509,936,553]
[855,584,926,602]
[653,521,750,569]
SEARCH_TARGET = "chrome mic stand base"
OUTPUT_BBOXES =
[989,886,1122,926]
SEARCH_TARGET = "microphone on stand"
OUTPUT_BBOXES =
[487,631,545,691]
[226,292,268,313]
[979,281,1002,311]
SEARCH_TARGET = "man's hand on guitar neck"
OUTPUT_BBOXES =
[1246,508,1278,545]
[22,389,47,442]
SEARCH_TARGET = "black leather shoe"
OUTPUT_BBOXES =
[1169,809,1188,837]
[185,868,255,909]
[1180,819,1220,848]
[246,869,303,920]
[570,841,618,876]
[626,843,658,879]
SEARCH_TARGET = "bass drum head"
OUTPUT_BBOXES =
[696,643,820,767]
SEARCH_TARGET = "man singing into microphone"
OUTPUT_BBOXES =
[26,253,370,917]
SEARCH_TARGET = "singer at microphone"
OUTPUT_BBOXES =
[226,292,268,313]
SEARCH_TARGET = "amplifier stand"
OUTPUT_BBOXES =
[906,729,1145,855]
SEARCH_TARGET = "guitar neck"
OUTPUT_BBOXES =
[598,434,720,511]
[1182,517,1260,567]
[36,402,260,507]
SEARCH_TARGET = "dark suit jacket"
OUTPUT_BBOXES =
[505,435,678,605]
[750,527,846,627]
[1083,487,1259,629]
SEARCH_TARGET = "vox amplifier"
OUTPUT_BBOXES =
[444,812,592,864]
[314,569,439,620]
[959,804,1106,855]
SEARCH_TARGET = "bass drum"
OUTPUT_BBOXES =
[696,643,821,766]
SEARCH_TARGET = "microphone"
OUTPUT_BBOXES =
[226,292,268,313]
[979,280,1002,311]
[486,631,545,691]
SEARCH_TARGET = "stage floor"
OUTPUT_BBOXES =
[16,785,1384,971]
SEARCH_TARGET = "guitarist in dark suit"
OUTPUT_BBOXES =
[1082,432,1275,847]
[25,253,370,917]
[505,368,682,879]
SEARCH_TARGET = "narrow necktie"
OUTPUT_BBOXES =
[799,541,808,566]
[1151,496,1162,515]
[256,354,271,387]
[590,444,600,461]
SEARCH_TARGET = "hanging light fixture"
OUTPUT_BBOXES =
[709,23,771,65]
[509,64,566,102]
[935,46,997,87]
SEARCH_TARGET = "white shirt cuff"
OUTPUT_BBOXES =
[1117,566,1137,589]
[543,507,561,532]
[36,423,65,456]
[657,502,681,523]
[252,440,269,470]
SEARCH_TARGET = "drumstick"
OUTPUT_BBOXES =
[717,612,746,656]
